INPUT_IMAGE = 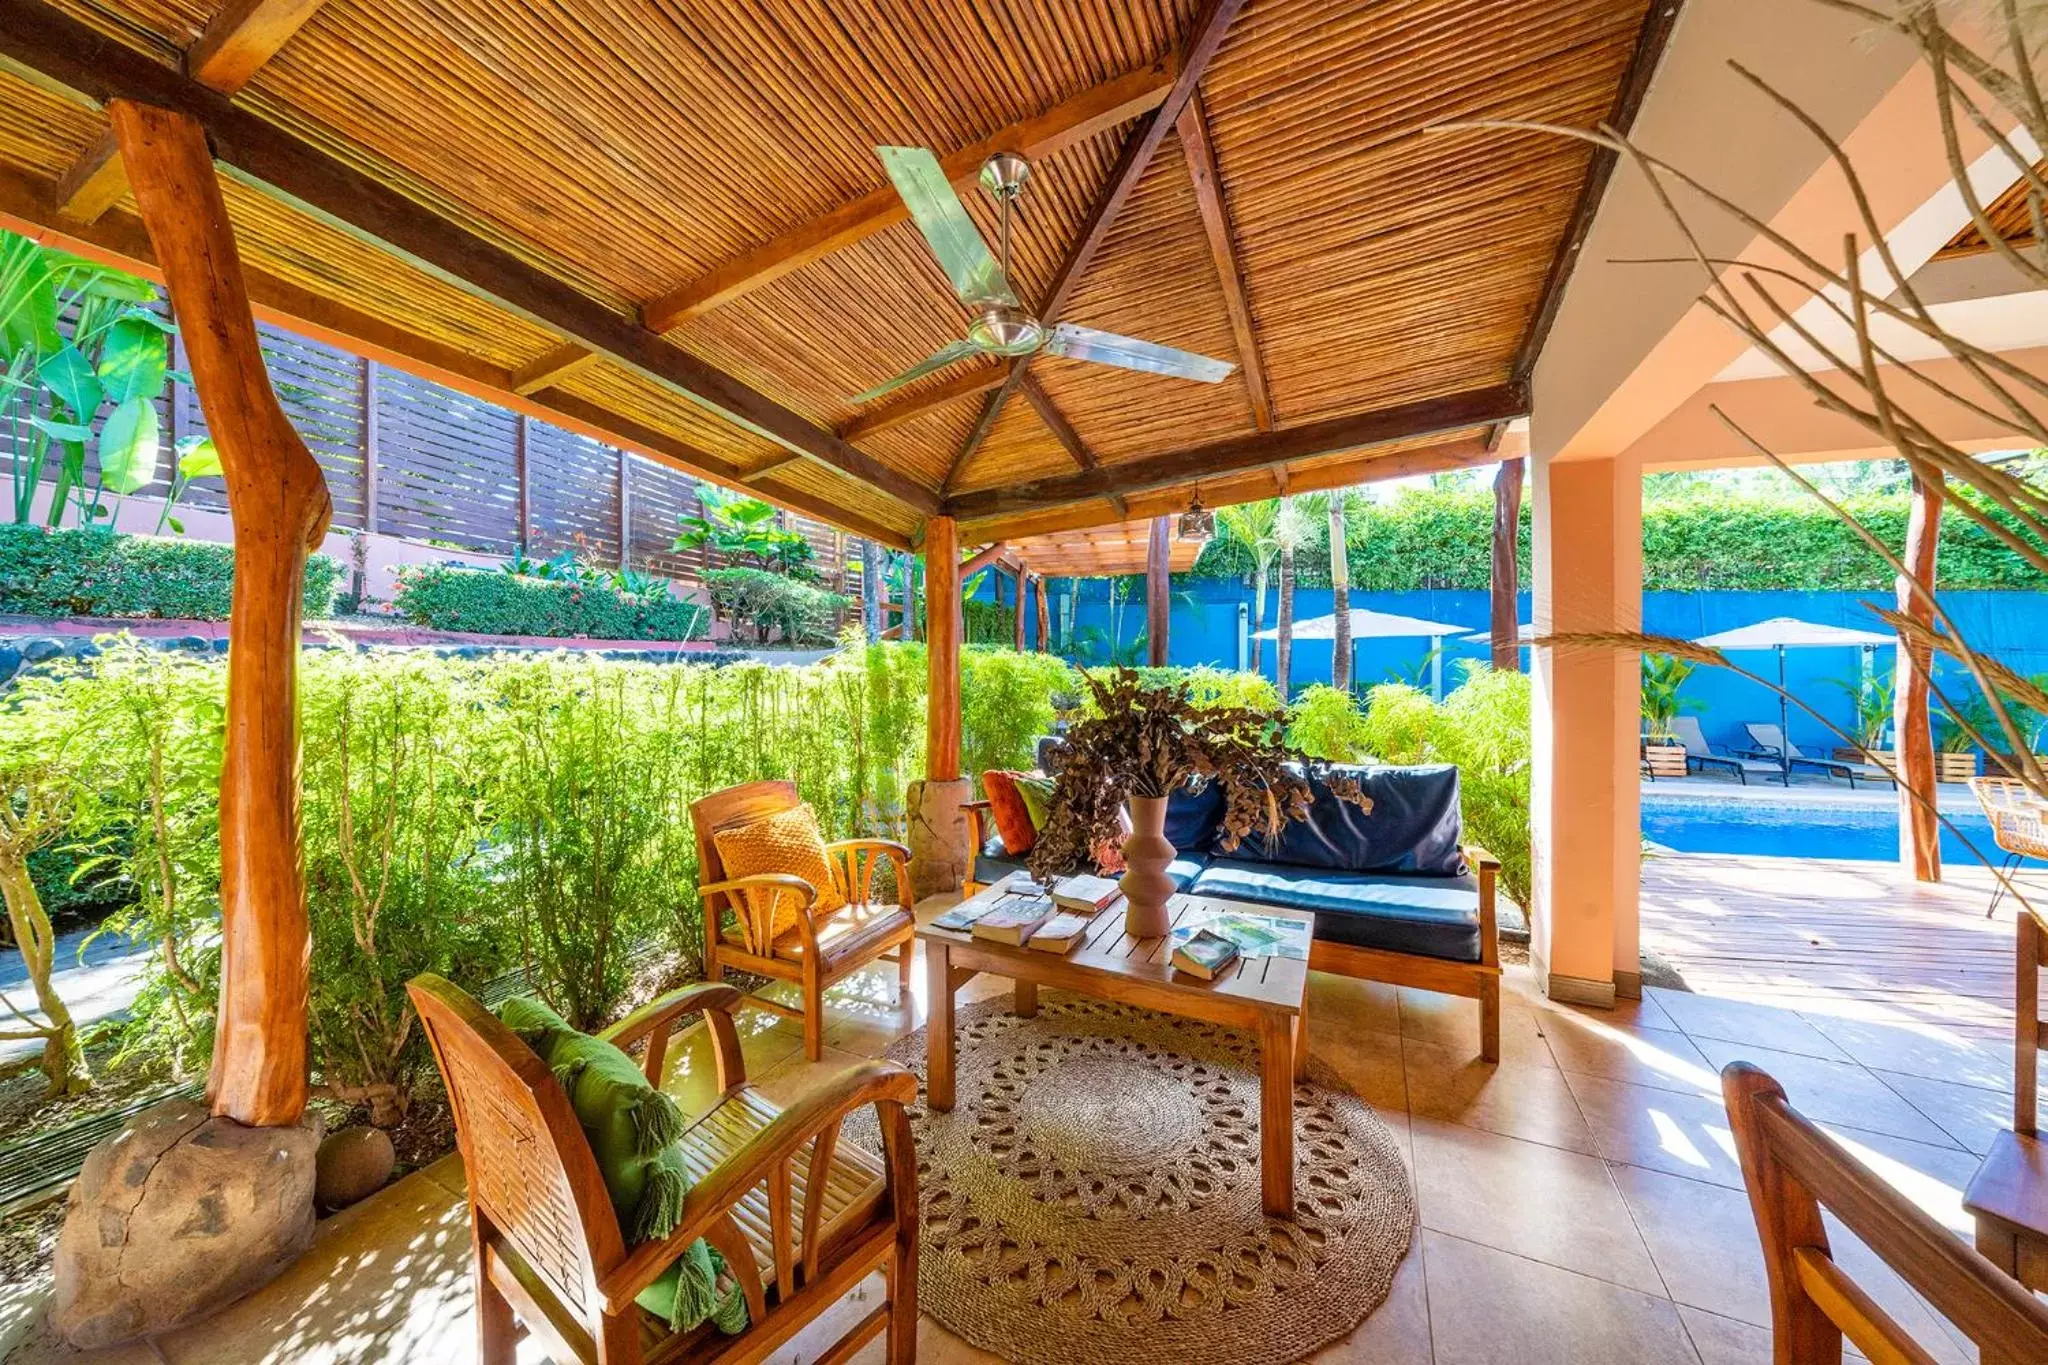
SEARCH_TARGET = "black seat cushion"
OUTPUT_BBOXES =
[1164,778,1226,851]
[1190,858,1482,963]
[1227,763,1465,875]
[973,836,1208,893]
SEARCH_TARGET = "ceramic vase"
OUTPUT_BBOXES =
[1120,794,1176,937]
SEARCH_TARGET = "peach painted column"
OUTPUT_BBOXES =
[1530,454,1643,1006]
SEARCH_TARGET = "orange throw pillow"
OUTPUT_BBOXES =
[711,802,846,941]
[981,770,1037,854]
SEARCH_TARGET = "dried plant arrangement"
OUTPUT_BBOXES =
[1025,666,1370,883]
[1434,0,2048,909]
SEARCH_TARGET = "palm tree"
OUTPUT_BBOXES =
[1273,496,1314,699]
[1214,499,1281,673]
[1328,490,1352,693]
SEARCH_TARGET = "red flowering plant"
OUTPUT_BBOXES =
[1026,666,1370,882]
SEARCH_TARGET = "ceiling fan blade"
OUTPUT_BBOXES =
[1043,324,1236,383]
[876,146,1017,308]
[847,339,983,406]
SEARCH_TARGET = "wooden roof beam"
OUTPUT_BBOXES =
[959,541,1010,576]
[49,0,331,225]
[1176,91,1272,431]
[509,341,601,395]
[740,452,806,484]
[839,362,1007,442]
[1017,371,1097,471]
[0,0,943,519]
[0,163,915,549]
[944,382,1528,521]
[639,62,1175,335]
[940,0,1252,490]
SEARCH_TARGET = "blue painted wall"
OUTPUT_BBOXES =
[976,575,2048,755]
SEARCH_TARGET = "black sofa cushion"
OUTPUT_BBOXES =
[1164,778,1226,851]
[1227,763,1465,876]
[1189,858,1482,963]
[972,837,1207,893]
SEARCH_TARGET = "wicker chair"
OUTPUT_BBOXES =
[690,780,916,1060]
[410,973,919,1365]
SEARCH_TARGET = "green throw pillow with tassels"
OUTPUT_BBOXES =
[494,995,749,1335]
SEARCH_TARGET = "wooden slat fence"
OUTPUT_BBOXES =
[6,304,870,601]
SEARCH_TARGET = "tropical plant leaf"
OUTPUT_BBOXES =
[175,435,222,480]
[36,343,101,421]
[0,230,60,358]
[96,313,169,405]
[28,415,93,443]
[96,395,160,494]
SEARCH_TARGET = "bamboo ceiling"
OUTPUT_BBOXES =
[1007,518,1206,577]
[0,0,1664,549]
[1935,160,2047,261]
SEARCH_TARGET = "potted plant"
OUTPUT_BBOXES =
[1828,673,1894,766]
[1047,688,1082,735]
[1027,667,1368,936]
[1639,655,1698,779]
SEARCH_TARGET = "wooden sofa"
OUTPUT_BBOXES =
[965,758,1504,1061]
[410,973,919,1365]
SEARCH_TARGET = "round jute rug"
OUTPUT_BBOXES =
[842,992,1415,1365]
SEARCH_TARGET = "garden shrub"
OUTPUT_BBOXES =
[962,647,1076,784]
[704,566,847,644]
[1286,684,1373,761]
[1103,665,1283,713]
[391,562,707,640]
[0,525,340,619]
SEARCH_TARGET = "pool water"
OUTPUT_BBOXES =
[1640,796,2025,866]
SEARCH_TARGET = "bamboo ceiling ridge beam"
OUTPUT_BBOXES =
[0,0,942,518]
[50,0,330,225]
[941,0,1251,489]
[111,98,331,1127]
[640,62,1177,334]
[1017,371,1097,470]
[1176,91,1271,431]
[0,165,915,550]
[946,382,1527,520]
[839,363,1007,442]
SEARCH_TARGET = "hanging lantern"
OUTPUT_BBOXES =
[1177,493,1215,544]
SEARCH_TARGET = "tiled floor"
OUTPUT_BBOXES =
[9,880,2036,1365]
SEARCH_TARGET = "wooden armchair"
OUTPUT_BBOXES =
[1724,1062,2048,1365]
[409,973,918,1365]
[690,781,915,1060]
[1964,905,2047,1292]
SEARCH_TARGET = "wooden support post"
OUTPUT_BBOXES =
[926,517,961,782]
[1147,514,1171,667]
[1895,466,1944,882]
[112,99,332,1128]
[513,414,529,551]
[1034,573,1049,654]
[860,538,882,643]
[618,448,632,569]
[1013,563,1027,651]
[360,358,379,534]
[1492,457,1525,672]
[1329,495,1351,693]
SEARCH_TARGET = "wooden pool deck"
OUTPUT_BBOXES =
[1641,852,2027,1040]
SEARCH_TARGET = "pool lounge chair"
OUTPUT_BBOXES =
[1742,722,1898,789]
[1669,716,1787,785]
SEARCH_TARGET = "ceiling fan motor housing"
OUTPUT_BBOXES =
[968,304,1044,355]
[979,150,1031,200]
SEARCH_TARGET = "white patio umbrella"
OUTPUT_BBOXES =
[1461,623,1535,643]
[1691,616,1895,779]
[1254,607,1470,698]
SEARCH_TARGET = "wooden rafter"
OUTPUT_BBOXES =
[940,0,1251,490]
[641,61,1177,334]
[1017,371,1097,470]
[0,164,916,549]
[50,0,330,225]
[740,452,806,485]
[840,363,1007,442]
[509,341,601,396]
[945,383,1526,521]
[1176,91,1271,431]
[0,0,942,517]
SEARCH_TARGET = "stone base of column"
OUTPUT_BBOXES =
[1533,949,1618,1009]
[906,776,972,901]
[50,1099,320,1349]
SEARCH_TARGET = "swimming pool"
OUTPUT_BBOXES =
[1640,793,2024,865]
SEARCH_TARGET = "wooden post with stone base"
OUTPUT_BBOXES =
[907,516,971,899]
[49,100,330,1349]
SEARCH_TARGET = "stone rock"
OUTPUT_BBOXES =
[63,639,99,659]
[20,637,62,663]
[314,1125,395,1212]
[49,1099,321,1350]
[0,646,20,682]
[175,635,209,652]
[905,776,972,900]
[210,638,231,654]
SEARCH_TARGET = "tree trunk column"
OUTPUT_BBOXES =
[112,99,331,1128]
[1034,573,1050,653]
[1895,467,1943,882]
[1147,514,1171,667]
[1329,496,1351,693]
[1013,562,1027,651]
[1492,457,1525,672]
[909,515,969,899]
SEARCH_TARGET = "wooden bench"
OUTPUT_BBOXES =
[1964,905,2048,1293]
[410,974,919,1365]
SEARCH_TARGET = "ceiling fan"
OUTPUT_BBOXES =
[847,147,1237,405]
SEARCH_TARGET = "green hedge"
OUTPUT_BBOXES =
[704,566,848,645]
[391,563,708,640]
[1188,487,2048,592]
[0,525,339,619]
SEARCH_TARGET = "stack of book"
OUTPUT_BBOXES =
[1051,874,1122,913]
[971,894,1056,946]
[1170,928,1241,981]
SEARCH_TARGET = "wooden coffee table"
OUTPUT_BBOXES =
[918,872,1313,1218]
